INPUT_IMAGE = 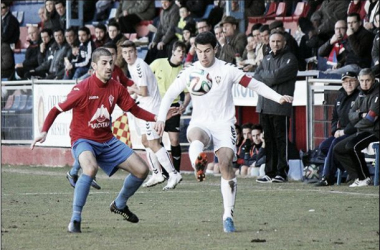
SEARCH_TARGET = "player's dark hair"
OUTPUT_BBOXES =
[92,47,112,63]
[194,31,217,48]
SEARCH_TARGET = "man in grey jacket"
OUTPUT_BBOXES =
[253,30,298,183]
[145,0,180,64]
[116,0,156,34]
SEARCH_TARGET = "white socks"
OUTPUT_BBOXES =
[189,140,204,170]
[145,148,161,175]
[221,177,237,220]
[155,147,176,174]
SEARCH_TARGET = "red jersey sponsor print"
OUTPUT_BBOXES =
[58,74,137,145]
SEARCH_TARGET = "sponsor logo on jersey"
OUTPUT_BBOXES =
[74,87,80,91]
[215,76,221,84]
[109,95,114,106]
[89,96,99,100]
[88,104,111,129]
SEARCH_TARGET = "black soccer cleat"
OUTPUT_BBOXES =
[67,220,81,233]
[110,201,139,223]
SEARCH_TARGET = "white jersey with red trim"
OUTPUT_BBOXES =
[128,58,161,114]
[170,59,246,124]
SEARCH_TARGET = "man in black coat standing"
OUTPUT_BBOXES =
[1,1,20,45]
[253,30,299,183]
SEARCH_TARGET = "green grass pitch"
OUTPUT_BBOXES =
[1,165,379,250]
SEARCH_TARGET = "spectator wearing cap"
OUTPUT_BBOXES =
[334,68,379,187]
[217,16,247,65]
[315,71,360,187]
[94,24,108,48]
[310,0,350,43]
[324,13,375,75]
[1,1,20,45]
[145,0,180,64]
[254,30,298,184]
[269,20,300,69]
[115,0,156,34]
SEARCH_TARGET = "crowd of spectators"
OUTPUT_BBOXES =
[1,0,379,186]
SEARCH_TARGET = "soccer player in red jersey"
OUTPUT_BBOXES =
[31,48,177,233]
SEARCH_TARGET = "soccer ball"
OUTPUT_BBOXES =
[303,164,319,181]
[187,69,213,96]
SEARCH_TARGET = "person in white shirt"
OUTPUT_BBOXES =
[154,31,293,233]
[121,40,182,191]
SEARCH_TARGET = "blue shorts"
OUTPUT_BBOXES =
[72,137,134,177]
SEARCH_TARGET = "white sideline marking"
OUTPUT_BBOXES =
[3,187,378,198]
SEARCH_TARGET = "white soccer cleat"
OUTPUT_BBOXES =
[142,174,165,188]
[163,172,182,191]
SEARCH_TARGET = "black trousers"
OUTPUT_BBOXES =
[260,114,290,178]
[334,131,378,180]
[119,14,142,34]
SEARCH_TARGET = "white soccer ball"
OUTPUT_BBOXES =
[303,164,319,181]
[187,69,213,96]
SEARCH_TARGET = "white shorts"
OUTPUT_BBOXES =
[186,122,237,154]
[135,118,161,141]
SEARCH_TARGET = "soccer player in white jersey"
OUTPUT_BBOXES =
[155,32,293,233]
[121,40,182,190]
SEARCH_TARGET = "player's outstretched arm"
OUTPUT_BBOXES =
[30,132,47,150]
[30,107,62,150]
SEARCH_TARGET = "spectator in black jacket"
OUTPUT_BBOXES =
[269,20,301,70]
[324,13,375,75]
[54,0,66,30]
[64,26,95,79]
[315,72,360,187]
[43,0,61,31]
[318,20,348,70]
[1,41,15,79]
[371,13,379,78]
[239,124,266,177]
[334,68,379,187]
[15,26,40,79]
[1,1,20,45]
[25,28,54,79]
[254,30,298,184]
